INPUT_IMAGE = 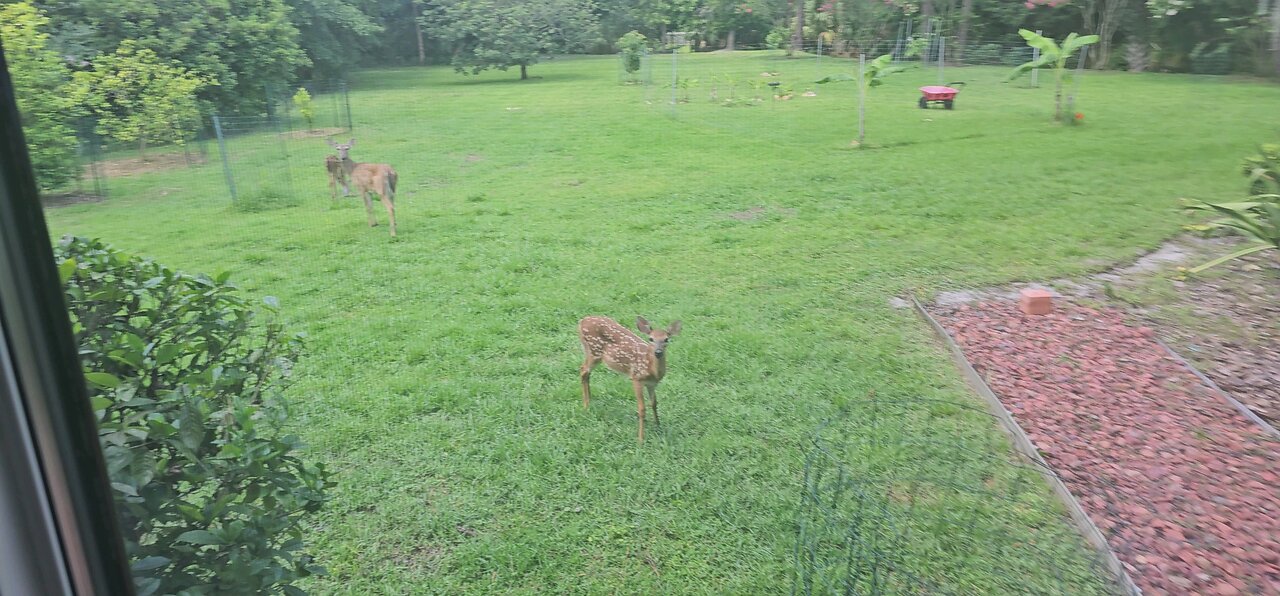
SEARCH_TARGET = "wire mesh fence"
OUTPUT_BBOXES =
[265,80,354,137]
[628,37,1094,149]
[794,394,1126,595]
[39,118,110,207]
[211,115,296,210]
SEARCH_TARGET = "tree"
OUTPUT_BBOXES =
[72,41,209,157]
[1006,29,1099,121]
[957,0,975,61]
[790,0,805,55]
[284,0,384,77]
[618,30,648,81]
[41,0,307,115]
[1,2,81,191]
[429,0,601,80]
[816,53,909,146]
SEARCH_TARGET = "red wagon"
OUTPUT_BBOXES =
[918,82,965,110]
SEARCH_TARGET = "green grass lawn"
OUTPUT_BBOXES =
[43,51,1280,593]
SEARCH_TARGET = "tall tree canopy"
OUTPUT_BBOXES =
[427,0,602,79]
[0,1,80,190]
[37,0,307,113]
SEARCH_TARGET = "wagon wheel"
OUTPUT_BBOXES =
[918,96,928,109]
[943,99,954,110]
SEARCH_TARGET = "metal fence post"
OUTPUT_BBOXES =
[211,115,236,204]
[1031,30,1043,87]
[342,81,354,133]
[938,37,946,84]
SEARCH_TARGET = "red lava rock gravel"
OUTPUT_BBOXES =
[933,301,1280,596]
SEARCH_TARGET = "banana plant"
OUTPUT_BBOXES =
[816,54,908,146]
[1006,29,1098,121]
[1184,200,1280,273]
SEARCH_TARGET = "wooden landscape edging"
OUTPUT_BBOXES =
[908,294,1144,596]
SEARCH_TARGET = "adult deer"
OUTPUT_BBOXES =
[324,155,348,201]
[326,139,398,237]
[579,316,682,443]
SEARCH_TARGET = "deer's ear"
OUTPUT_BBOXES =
[635,317,652,333]
[667,321,682,336]
[348,138,356,148]
[326,139,337,148]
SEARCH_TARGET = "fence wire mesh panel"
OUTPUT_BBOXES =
[266,80,354,137]
[634,39,1095,149]
[618,49,653,86]
[794,394,1123,595]
[212,115,296,210]
[39,118,109,206]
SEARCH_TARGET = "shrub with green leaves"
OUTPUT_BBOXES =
[56,236,333,595]
[292,88,316,132]
[1243,143,1279,196]
[617,30,647,76]
[1182,143,1280,272]
[1,2,81,191]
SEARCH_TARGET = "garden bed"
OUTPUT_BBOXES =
[928,298,1279,595]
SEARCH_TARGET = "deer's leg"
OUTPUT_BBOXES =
[647,385,658,427]
[328,173,337,202]
[633,379,646,443]
[362,191,378,227]
[380,192,396,237]
[579,355,599,409]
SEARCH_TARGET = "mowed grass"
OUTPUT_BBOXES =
[43,52,1280,593]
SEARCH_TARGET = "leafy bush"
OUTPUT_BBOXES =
[1243,143,1280,195]
[1190,42,1232,75]
[1183,144,1280,272]
[765,26,789,50]
[1,2,81,191]
[56,237,333,595]
[968,43,1005,65]
[617,30,647,75]
[71,41,209,157]
[292,88,315,132]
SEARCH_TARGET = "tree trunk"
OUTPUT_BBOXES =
[727,29,736,51]
[790,0,804,56]
[1054,66,1064,120]
[415,0,426,66]
[1093,0,1123,69]
[957,0,974,62]
[520,64,528,79]
[1272,0,1280,77]
[921,1,934,65]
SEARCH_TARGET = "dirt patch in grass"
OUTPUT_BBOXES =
[41,191,105,208]
[726,206,797,221]
[391,544,444,571]
[280,127,345,140]
[97,152,206,178]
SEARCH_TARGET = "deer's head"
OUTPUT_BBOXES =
[636,317,681,357]
[326,138,356,160]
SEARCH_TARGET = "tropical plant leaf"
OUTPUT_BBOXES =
[1064,34,1101,53]
[815,74,854,84]
[1018,28,1059,55]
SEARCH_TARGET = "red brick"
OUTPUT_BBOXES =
[1019,288,1054,315]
